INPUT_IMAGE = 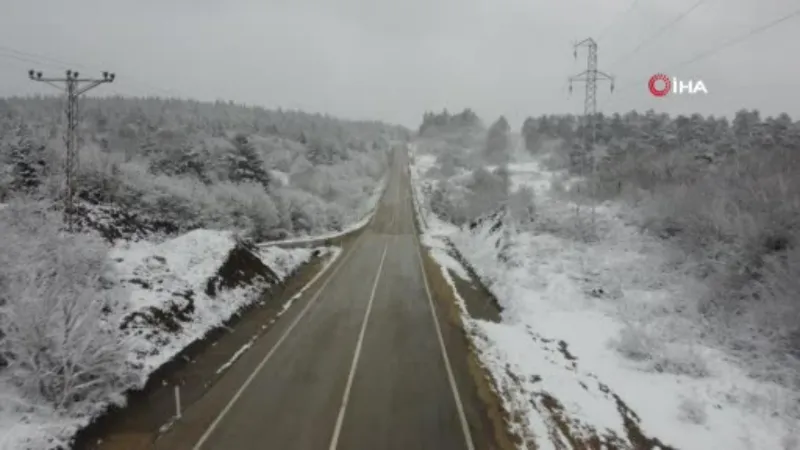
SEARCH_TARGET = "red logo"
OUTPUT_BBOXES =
[648,73,671,97]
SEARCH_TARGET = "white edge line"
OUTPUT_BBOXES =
[285,247,343,304]
[192,231,368,450]
[328,243,389,450]
[408,156,476,450]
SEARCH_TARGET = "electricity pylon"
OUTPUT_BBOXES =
[29,69,115,231]
[568,38,613,240]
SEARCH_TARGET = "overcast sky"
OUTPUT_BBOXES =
[1,0,798,129]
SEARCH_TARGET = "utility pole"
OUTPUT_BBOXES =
[568,38,613,240]
[500,128,512,265]
[29,69,115,231]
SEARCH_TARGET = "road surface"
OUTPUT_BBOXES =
[156,147,504,450]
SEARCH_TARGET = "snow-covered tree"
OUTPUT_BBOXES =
[0,202,135,412]
[485,116,510,164]
[522,117,541,153]
[225,133,271,189]
[7,123,47,194]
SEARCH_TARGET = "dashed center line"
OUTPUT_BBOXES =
[328,242,389,450]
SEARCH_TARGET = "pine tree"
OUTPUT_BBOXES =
[522,117,540,153]
[306,136,336,165]
[139,129,158,159]
[226,133,271,189]
[485,116,510,163]
[182,143,212,184]
[9,124,46,193]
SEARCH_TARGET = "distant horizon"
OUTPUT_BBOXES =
[0,91,785,132]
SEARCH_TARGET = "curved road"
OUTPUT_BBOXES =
[156,147,504,450]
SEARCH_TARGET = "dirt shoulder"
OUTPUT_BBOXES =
[418,241,521,450]
[408,209,517,446]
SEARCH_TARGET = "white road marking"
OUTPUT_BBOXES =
[397,165,405,233]
[391,173,397,231]
[328,243,389,450]
[192,205,380,449]
[408,162,476,450]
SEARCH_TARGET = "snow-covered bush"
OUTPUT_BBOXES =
[432,149,471,177]
[649,345,711,378]
[429,182,471,225]
[507,186,536,228]
[464,167,508,220]
[426,166,508,226]
[610,323,662,362]
[678,395,708,425]
[272,187,343,234]
[0,200,134,413]
[637,148,800,380]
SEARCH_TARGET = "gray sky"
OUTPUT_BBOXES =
[1,0,798,129]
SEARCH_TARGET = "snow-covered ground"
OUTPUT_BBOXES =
[409,147,800,449]
[112,230,318,373]
[0,230,324,450]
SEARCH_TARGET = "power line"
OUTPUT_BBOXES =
[0,50,140,97]
[0,45,85,69]
[596,0,642,42]
[608,0,708,68]
[608,7,800,98]
[0,50,64,69]
[672,7,800,70]
[0,43,185,98]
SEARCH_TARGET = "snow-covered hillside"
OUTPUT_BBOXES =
[111,230,318,375]
[0,97,407,241]
[0,202,331,449]
[410,145,800,449]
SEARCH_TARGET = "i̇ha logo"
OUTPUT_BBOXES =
[648,73,708,97]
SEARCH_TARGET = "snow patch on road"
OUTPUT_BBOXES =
[216,340,255,375]
[280,246,342,310]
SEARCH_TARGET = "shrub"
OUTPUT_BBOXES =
[678,396,708,425]
[0,200,135,413]
[508,186,536,228]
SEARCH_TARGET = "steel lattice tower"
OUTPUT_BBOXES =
[568,38,614,240]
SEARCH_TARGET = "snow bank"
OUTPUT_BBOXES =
[113,230,315,373]
[410,147,800,449]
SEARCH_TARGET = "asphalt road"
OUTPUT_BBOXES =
[156,147,502,450]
